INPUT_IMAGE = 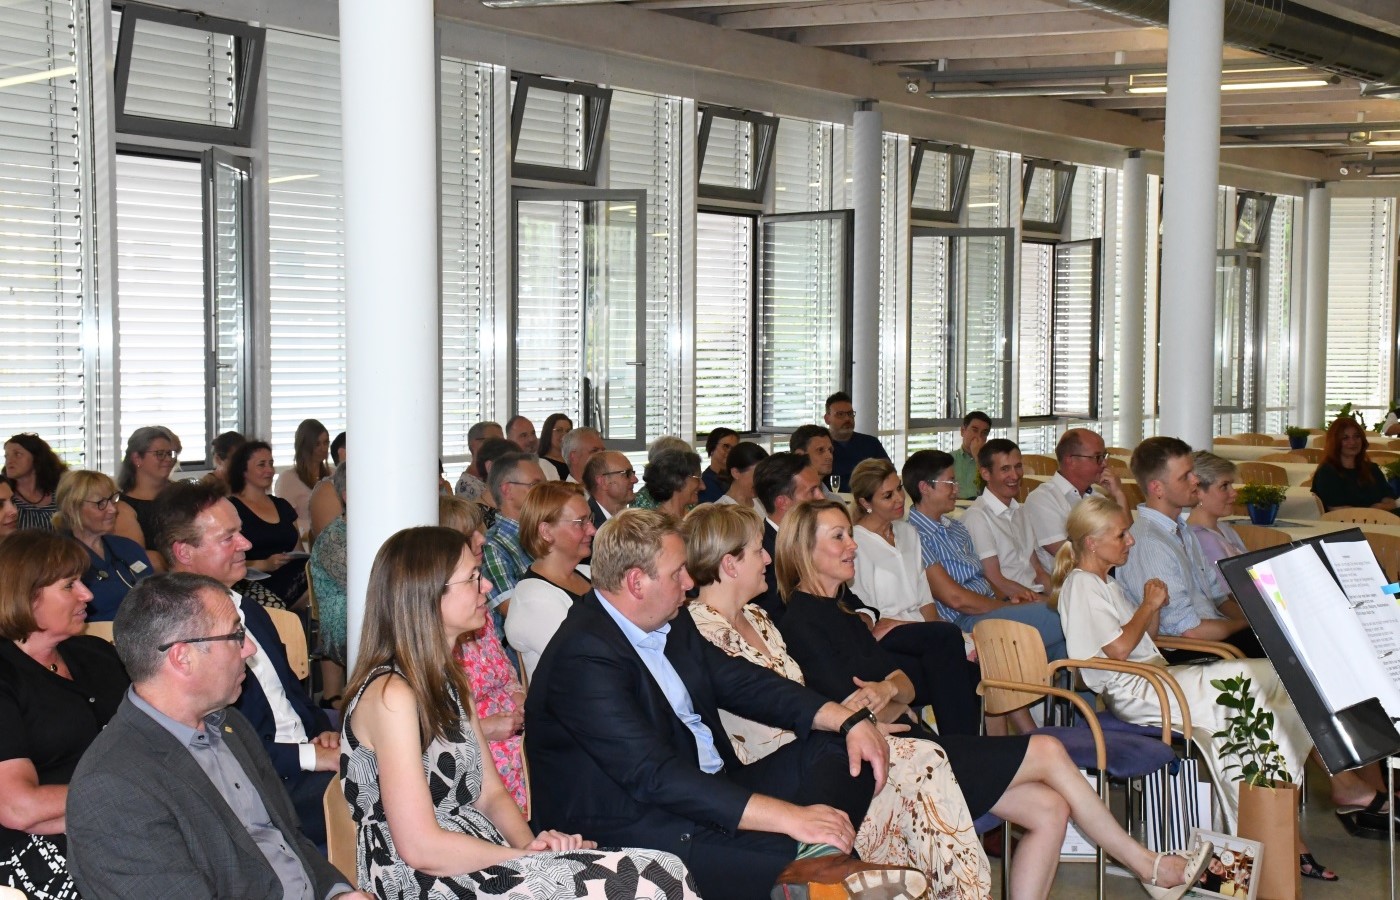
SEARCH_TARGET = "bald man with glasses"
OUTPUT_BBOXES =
[1023,428,1130,570]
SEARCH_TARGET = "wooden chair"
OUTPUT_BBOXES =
[324,776,357,882]
[1117,481,1145,509]
[1367,532,1400,583]
[267,607,310,682]
[1105,446,1134,457]
[1155,636,1245,660]
[972,619,1184,900]
[1020,454,1058,476]
[1104,456,1130,474]
[1384,439,1400,451]
[1234,433,1276,446]
[1368,450,1399,465]
[83,620,115,643]
[1321,507,1399,525]
[1301,476,1313,488]
[1213,436,1243,446]
[1232,522,1293,551]
[1235,462,1288,487]
[1016,474,1043,504]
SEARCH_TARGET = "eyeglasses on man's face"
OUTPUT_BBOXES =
[603,468,636,480]
[157,626,247,653]
[1069,452,1109,464]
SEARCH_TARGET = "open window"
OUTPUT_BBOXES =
[113,2,264,146]
[697,106,778,205]
[1021,159,1076,235]
[509,74,611,185]
[1233,191,1276,252]
[910,140,973,224]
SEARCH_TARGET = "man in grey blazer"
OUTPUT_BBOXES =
[65,572,368,900]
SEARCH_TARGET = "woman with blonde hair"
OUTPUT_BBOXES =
[682,502,991,899]
[778,499,1210,900]
[503,481,595,681]
[53,470,153,620]
[440,494,529,813]
[339,525,698,899]
[1053,494,1342,879]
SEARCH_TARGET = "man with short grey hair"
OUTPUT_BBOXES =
[483,451,546,610]
[583,450,636,527]
[560,426,605,484]
[66,573,367,900]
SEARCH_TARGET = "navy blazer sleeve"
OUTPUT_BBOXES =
[235,597,331,780]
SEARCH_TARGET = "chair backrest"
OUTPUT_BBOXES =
[971,619,1050,716]
[1016,475,1043,504]
[1257,451,1312,465]
[1320,507,1399,525]
[1367,532,1400,583]
[1368,450,1399,466]
[84,620,115,643]
[323,775,357,882]
[1117,481,1146,509]
[1104,456,1130,473]
[1235,433,1277,446]
[1105,446,1133,456]
[1385,439,1400,451]
[1232,522,1292,551]
[267,608,309,681]
[1235,462,1288,487]
[1213,437,1243,446]
[1020,454,1058,476]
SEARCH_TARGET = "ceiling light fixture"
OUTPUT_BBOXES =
[928,85,1112,99]
[1127,78,1333,95]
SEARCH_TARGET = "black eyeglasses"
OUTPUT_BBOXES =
[84,493,121,511]
[1069,452,1110,464]
[158,626,247,653]
[603,468,636,479]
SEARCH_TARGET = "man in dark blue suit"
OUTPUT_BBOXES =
[526,509,922,900]
[152,481,336,849]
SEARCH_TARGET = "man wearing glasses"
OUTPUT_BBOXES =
[148,481,339,850]
[482,452,548,615]
[67,572,369,900]
[583,450,638,528]
[1023,428,1130,570]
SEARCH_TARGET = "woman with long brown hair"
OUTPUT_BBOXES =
[3,433,68,533]
[536,413,572,481]
[275,418,331,530]
[339,525,698,899]
[1311,415,1396,513]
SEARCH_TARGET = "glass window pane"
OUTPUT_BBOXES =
[516,198,582,420]
[516,85,584,171]
[1018,243,1053,418]
[909,234,952,422]
[122,18,236,128]
[211,156,247,438]
[695,212,753,432]
[700,115,751,190]
[962,234,1009,418]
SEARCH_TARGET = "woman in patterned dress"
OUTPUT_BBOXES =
[680,502,992,900]
[340,525,700,900]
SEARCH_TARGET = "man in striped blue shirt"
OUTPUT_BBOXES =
[901,449,1067,662]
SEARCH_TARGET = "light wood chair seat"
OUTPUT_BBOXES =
[1020,454,1058,476]
[1234,432,1277,446]
[1232,522,1293,551]
[1319,507,1400,525]
[1213,437,1243,446]
[1235,461,1288,487]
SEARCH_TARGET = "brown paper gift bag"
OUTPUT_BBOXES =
[1237,782,1300,900]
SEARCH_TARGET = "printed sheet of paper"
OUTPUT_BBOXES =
[1248,546,1398,716]
[1319,540,1400,719]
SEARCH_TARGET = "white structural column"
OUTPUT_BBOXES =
[850,106,882,432]
[340,0,440,669]
[1300,182,1331,424]
[1119,151,1148,446]
[1157,0,1223,448]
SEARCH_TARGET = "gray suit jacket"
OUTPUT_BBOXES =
[66,696,344,899]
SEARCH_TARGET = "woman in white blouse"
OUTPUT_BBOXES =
[848,458,987,737]
[502,481,594,680]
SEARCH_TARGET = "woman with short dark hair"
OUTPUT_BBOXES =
[639,449,702,519]
[699,427,739,504]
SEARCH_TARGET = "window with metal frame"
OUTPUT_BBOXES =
[1259,197,1294,433]
[1234,191,1276,252]
[112,2,263,147]
[510,74,610,185]
[0,0,90,464]
[1326,197,1396,422]
[910,140,973,224]
[265,29,347,456]
[1021,158,1076,234]
[697,106,778,205]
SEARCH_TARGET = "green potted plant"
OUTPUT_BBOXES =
[1284,426,1309,450]
[1384,458,1400,497]
[1236,482,1286,526]
[1213,675,1300,899]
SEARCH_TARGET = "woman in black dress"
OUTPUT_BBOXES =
[1310,415,1397,514]
[773,499,1209,900]
[0,531,130,898]
[227,440,306,605]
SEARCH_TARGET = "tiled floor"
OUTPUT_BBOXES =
[990,766,1393,897]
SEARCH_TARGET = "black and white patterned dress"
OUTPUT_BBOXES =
[341,668,701,900]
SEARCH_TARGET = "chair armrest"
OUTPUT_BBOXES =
[1049,658,1185,746]
[1156,636,1244,660]
[978,678,1106,772]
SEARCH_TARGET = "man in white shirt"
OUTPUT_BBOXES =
[561,427,606,484]
[584,450,637,527]
[152,480,338,849]
[1023,428,1130,570]
[962,439,1050,599]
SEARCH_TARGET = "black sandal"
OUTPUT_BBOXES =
[1336,790,1395,839]
[1300,853,1339,881]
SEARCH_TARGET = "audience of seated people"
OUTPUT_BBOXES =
[112,426,181,569]
[583,449,637,526]
[536,412,572,480]
[4,433,68,533]
[1023,427,1130,570]
[455,420,504,501]
[274,418,332,532]
[227,440,307,607]
[1116,437,1264,659]
[700,426,739,503]
[0,532,130,899]
[790,423,841,500]
[7,412,1397,899]
[823,391,891,492]
[950,410,991,499]
[1311,414,1398,514]
[961,438,1051,599]
[902,449,1068,660]
[53,470,154,621]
